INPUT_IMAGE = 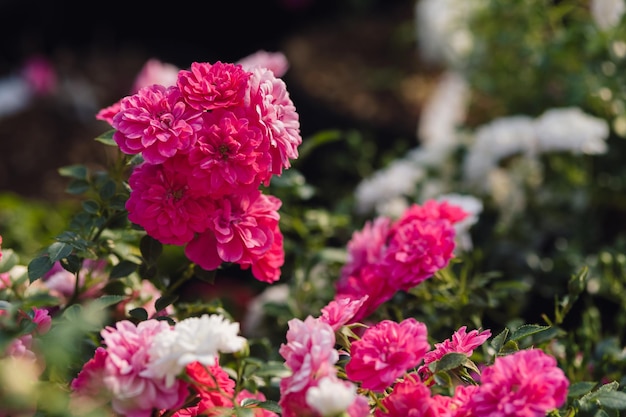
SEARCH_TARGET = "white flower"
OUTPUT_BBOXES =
[591,0,626,30]
[306,377,357,417]
[418,71,470,149]
[354,158,425,214]
[414,0,482,67]
[534,107,609,155]
[144,314,246,387]
[463,115,537,187]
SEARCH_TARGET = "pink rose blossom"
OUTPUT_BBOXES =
[187,108,272,197]
[132,58,180,93]
[71,320,189,417]
[21,55,57,95]
[279,317,338,393]
[96,100,122,126]
[246,67,301,175]
[319,296,369,330]
[346,318,430,392]
[237,50,290,78]
[340,216,391,281]
[112,84,203,164]
[183,360,235,416]
[374,373,438,417]
[419,326,491,381]
[469,349,569,417]
[177,61,251,111]
[185,191,282,278]
[126,157,213,245]
[240,221,285,283]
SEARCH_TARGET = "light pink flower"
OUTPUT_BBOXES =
[419,326,491,381]
[112,84,203,164]
[469,349,569,417]
[185,190,282,277]
[72,320,189,417]
[132,58,180,93]
[187,108,272,197]
[126,157,214,245]
[279,316,338,395]
[346,318,429,392]
[237,50,290,78]
[319,296,369,330]
[374,373,438,417]
[246,67,301,175]
[177,61,251,111]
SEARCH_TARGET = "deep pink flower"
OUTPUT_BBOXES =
[346,318,429,392]
[394,199,469,229]
[126,157,214,245]
[187,108,272,197]
[319,296,369,330]
[112,84,203,164]
[374,373,438,417]
[246,67,301,175]
[30,307,51,334]
[183,360,235,416]
[469,349,569,417]
[185,191,281,276]
[340,216,391,281]
[21,55,57,95]
[240,222,285,283]
[382,218,457,292]
[96,100,122,126]
[419,326,491,381]
[177,61,251,111]
[71,320,189,417]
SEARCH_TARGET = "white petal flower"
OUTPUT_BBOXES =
[534,107,609,155]
[144,314,246,387]
[306,377,357,417]
[591,0,626,30]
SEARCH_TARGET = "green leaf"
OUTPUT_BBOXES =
[297,129,342,160]
[509,324,552,342]
[241,399,282,414]
[91,295,127,309]
[594,391,626,410]
[155,295,178,313]
[128,308,148,321]
[47,241,73,262]
[66,179,91,195]
[60,254,81,274]
[435,352,469,372]
[94,130,116,146]
[568,381,598,397]
[140,235,163,264]
[490,328,509,354]
[110,260,138,279]
[58,164,88,180]
[82,200,100,214]
[28,256,54,282]
[99,179,117,200]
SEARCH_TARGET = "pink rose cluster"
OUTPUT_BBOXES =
[334,199,469,322]
[97,59,301,283]
[280,300,570,417]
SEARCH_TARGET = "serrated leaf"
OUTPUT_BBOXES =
[94,130,116,146]
[155,295,178,313]
[110,260,138,279]
[47,241,73,262]
[58,164,88,180]
[435,352,469,372]
[28,256,53,282]
[128,308,148,321]
[509,324,552,342]
[569,381,598,397]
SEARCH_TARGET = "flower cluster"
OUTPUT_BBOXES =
[70,313,255,417]
[98,59,301,283]
[335,199,469,322]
